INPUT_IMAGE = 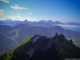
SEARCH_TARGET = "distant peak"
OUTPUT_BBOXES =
[24,19,28,21]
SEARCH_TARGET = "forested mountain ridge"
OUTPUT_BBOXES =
[0,33,80,60]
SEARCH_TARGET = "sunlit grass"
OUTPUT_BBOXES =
[4,35,34,60]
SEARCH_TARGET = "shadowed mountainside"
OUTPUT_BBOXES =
[0,33,80,60]
[0,24,80,56]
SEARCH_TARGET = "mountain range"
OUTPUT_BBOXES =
[0,20,80,32]
[0,20,80,56]
[0,33,80,60]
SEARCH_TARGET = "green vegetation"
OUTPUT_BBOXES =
[1,33,80,60]
[16,35,33,48]
[3,35,34,60]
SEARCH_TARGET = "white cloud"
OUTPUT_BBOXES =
[0,0,9,3]
[0,15,22,20]
[28,12,32,14]
[11,5,28,10]
[6,16,21,20]
[56,24,80,28]
[0,9,4,15]
[0,17,6,20]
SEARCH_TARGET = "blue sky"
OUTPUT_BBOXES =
[0,0,80,22]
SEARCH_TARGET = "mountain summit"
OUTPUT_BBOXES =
[1,33,80,60]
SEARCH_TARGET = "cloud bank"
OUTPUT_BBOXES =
[0,15,22,20]
[0,0,9,3]
[11,5,28,10]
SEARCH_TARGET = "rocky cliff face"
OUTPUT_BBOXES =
[1,33,80,60]
[10,35,62,60]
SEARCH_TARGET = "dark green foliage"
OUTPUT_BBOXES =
[60,34,66,39]
[4,53,6,57]
[0,33,80,60]
[9,53,11,56]
[6,35,64,60]
[52,38,80,58]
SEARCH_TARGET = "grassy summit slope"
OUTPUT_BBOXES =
[1,35,33,60]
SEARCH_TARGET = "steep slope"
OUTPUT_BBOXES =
[1,34,80,60]
[0,25,20,56]
[0,35,33,60]
[52,33,80,58]
[0,32,17,56]
[0,35,63,60]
